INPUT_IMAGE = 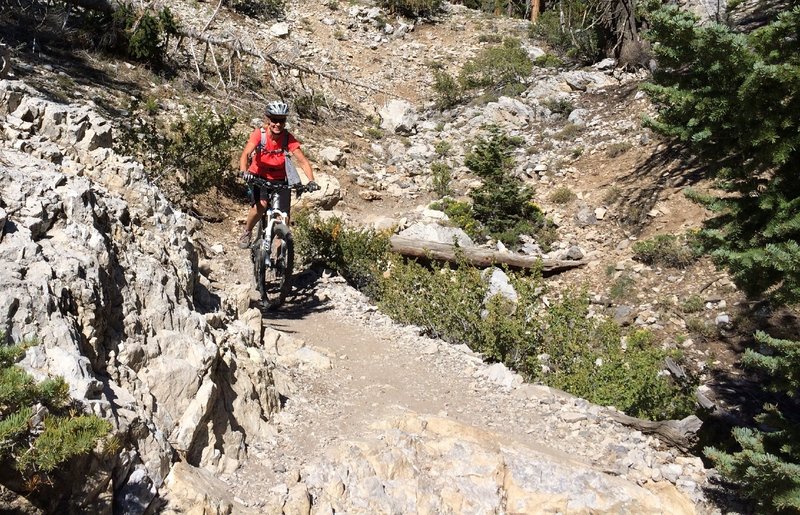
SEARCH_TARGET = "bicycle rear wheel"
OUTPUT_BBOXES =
[260,223,294,308]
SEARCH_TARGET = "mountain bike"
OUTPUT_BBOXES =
[245,176,307,308]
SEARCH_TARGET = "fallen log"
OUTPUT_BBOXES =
[389,235,587,273]
[602,410,703,452]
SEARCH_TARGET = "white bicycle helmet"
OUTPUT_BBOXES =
[265,100,289,117]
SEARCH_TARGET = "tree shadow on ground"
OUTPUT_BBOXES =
[610,143,707,233]
[696,303,800,513]
[1,3,165,113]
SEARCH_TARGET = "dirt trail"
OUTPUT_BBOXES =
[216,242,585,506]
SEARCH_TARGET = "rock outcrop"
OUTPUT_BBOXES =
[0,80,280,511]
[304,412,697,514]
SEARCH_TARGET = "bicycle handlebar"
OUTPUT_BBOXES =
[246,176,308,192]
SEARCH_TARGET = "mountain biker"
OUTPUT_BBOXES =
[238,100,319,249]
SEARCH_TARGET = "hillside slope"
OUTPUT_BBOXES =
[0,0,767,512]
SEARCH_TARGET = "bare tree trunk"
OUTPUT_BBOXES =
[531,0,542,23]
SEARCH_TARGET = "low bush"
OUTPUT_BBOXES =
[478,34,503,43]
[430,161,453,198]
[534,54,564,68]
[549,186,577,204]
[431,68,464,110]
[606,141,633,158]
[294,92,327,121]
[379,0,443,17]
[681,294,705,314]
[429,198,482,240]
[610,273,636,300]
[433,140,452,156]
[116,103,238,197]
[230,0,286,18]
[0,336,111,486]
[104,5,179,66]
[293,213,391,292]
[554,123,583,140]
[458,38,532,93]
[633,234,696,269]
[542,97,574,116]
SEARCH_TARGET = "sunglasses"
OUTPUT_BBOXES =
[267,117,287,124]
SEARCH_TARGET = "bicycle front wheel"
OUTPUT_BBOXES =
[261,223,294,309]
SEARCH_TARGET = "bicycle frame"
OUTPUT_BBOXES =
[247,176,305,307]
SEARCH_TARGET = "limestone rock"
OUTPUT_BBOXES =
[162,462,261,515]
[398,222,473,247]
[303,413,695,514]
[379,99,418,135]
[295,172,341,210]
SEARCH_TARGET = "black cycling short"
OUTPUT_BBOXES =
[249,182,290,213]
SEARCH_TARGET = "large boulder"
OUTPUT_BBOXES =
[295,172,342,210]
[398,222,473,247]
[379,99,418,135]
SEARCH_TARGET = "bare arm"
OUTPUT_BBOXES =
[291,147,315,182]
[239,139,257,172]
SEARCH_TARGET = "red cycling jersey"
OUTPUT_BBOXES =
[247,128,301,180]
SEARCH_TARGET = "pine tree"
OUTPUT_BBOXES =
[705,332,800,513]
[464,127,547,246]
[642,6,800,304]
[0,336,110,488]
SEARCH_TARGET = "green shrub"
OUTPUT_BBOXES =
[681,294,705,313]
[433,140,452,156]
[293,213,391,293]
[542,97,574,116]
[0,336,111,483]
[116,104,238,197]
[633,234,696,269]
[554,123,583,140]
[603,185,623,204]
[534,54,564,68]
[429,198,481,240]
[458,38,533,92]
[465,126,553,247]
[609,273,636,300]
[685,317,715,339]
[430,161,453,198]
[431,68,464,110]
[294,92,327,121]
[231,0,286,18]
[379,0,443,17]
[478,34,503,43]
[549,186,577,204]
[606,141,633,157]
[365,127,384,140]
[109,4,179,66]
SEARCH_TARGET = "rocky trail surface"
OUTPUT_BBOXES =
[192,228,716,513]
